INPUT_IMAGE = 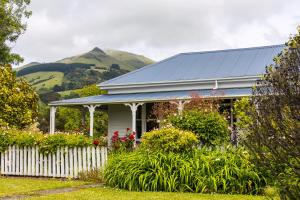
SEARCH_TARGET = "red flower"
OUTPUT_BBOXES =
[93,139,100,146]
[129,133,135,140]
[113,131,119,135]
[126,128,130,132]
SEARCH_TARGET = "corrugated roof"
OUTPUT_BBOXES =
[50,88,252,106]
[100,44,285,86]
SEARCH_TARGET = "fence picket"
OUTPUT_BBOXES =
[0,145,107,178]
[39,152,43,176]
[87,146,91,171]
[60,147,65,177]
[73,147,78,177]
[82,147,87,172]
[36,147,39,176]
[78,148,82,173]
[91,147,96,169]
[52,153,56,177]
[65,147,69,178]
[56,149,60,177]
[16,146,19,175]
[24,147,27,175]
[69,148,73,178]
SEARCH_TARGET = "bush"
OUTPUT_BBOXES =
[141,128,198,153]
[168,110,229,146]
[0,128,107,154]
[104,147,267,194]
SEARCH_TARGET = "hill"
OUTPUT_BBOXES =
[17,47,154,93]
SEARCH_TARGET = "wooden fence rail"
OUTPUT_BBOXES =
[0,145,107,178]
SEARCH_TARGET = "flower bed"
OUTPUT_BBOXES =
[0,128,107,155]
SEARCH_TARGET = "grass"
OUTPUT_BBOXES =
[28,187,266,200]
[0,177,88,197]
[0,177,273,200]
[21,71,64,90]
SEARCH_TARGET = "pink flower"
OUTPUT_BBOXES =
[121,136,127,142]
[126,128,131,132]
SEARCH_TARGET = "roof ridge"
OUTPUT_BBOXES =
[180,44,285,56]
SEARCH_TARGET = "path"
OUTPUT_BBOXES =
[1,183,103,200]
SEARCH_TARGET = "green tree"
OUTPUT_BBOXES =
[0,0,31,65]
[244,28,300,199]
[54,85,108,137]
[0,65,38,128]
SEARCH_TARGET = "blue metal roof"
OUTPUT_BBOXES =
[101,44,285,86]
[50,88,252,106]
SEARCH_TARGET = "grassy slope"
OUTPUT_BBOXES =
[59,48,154,71]
[17,48,154,92]
[29,187,267,200]
[21,71,64,90]
[0,177,88,197]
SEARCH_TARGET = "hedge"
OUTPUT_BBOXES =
[0,128,107,155]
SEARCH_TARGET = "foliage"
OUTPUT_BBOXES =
[0,128,107,154]
[104,146,267,194]
[38,85,108,136]
[17,63,94,76]
[0,65,39,128]
[169,110,229,146]
[243,28,300,199]
[141,128,198,153]
[233,97,255,142]
[0,0,31,65]
[111,129,135,151]
[152,94,220,122]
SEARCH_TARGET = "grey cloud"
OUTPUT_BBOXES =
[12,0,300,66]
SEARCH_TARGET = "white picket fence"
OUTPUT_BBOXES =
[0,145,107,178]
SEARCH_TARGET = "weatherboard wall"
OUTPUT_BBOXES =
[107,104,132,145]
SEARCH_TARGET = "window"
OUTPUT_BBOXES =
[135,103,159,139]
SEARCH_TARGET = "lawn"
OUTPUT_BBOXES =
[0,177,88,197]
[28,187,267,200]
[0,177,269,200]
[21,71,64,90]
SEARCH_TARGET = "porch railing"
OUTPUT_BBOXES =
[0,145,107,178]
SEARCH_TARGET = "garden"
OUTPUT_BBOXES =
[0,1,299,199]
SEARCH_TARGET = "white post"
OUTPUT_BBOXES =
[230,99,234,128]
[170,100,190,115]
[125,103,143,144]
[84,105,101,137]
[49,106,57,134]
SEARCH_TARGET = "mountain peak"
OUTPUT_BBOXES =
[91,47,105,54]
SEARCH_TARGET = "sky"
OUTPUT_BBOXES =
[12,0,300,67]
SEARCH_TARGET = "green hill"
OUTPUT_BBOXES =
[17,47,154,93]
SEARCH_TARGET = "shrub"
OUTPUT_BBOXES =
[0,128,107,154]
[141,128,198,153]
[104,146,267,194]
[168,110,229,146]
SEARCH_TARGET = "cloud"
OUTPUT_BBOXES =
[12,0,300,66]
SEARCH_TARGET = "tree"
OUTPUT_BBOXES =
[0,0,31,65]
[244,28,300,199]
[0,65,39,128]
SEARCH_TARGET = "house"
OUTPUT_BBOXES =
[49,44,285,142]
